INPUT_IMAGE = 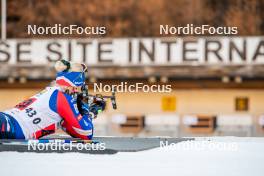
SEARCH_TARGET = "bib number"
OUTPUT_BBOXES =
[25,108,37,117]
[25,108,41,125]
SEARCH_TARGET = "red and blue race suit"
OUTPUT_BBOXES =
[0,86,93,139]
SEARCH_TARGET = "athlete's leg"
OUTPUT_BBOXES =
[0,112,25,139]
[0,113,15,138]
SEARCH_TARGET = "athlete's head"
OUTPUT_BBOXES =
[54,60,87,94]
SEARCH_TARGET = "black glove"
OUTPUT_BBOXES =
[89,98,106,119]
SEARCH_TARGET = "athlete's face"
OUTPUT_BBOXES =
[73,86,82,93]
[70,86,82,94]
[61,86,82,94]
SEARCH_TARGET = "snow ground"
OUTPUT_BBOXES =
[1,137,264,176]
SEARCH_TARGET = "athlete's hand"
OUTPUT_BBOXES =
[88,99,106,119]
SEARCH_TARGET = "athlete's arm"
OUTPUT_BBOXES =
[55,91,93,140]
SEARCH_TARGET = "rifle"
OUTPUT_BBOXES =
[81,85,117,110]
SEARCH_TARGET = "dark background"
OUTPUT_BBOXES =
[5,0,264,38]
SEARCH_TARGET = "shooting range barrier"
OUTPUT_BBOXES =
[91,113,259,137]
[143,114,180,136]
[183,115,217,134]
[216,114,253,136]
[93,113,110,136]
[119,115,144,133]
[256,115,264,135]
[110,114,145,134]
